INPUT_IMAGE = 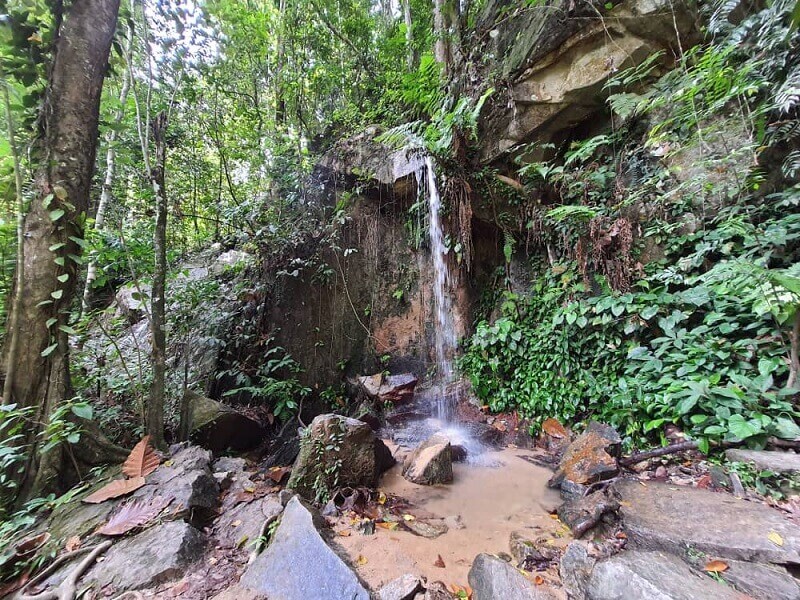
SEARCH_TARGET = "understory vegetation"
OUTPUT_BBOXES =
[461,0,800,451]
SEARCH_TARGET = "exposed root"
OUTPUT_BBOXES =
[619,441,699,467]
[18,540,112,600]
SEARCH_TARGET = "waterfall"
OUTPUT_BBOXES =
[420,156,457,421]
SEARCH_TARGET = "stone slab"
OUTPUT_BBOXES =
[726,449,800,475]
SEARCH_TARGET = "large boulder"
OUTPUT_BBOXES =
[114,283,151,324]
[84,521,204,592]
[560,545,743,600]
[725,449,800,475]
[468,553,557,600]
[549,422,621,497]
[240,496,369,599]
[287,414,395,500]
[378,574,424,600]
[358,373,419,405]
[403,433,453,485]
[186,390,265,452]
[615,479,800,565]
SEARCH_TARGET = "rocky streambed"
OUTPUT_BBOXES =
[4,404,800,600]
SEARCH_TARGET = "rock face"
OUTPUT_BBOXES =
[476,0,700,163]
[558,490,619,538]
[85,521,204,591]
[186,390,265,452]
[616,479,800,565]
[240,497,369,600]
[358,373,419,405]
[378,574,424,600]
[468,553,556,600]
[403,433,453,485]
[725,449,800,475]
[114,282,150,324]
[718,559,800,600]
[561,545,743,600]
[549,422,621,497]
[287,414,395,499]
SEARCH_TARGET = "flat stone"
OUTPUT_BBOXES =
[86,521,204,591]
[240,497,369,599]
[215,494,283,548]
[726,449,800,475]
[403,519,448,539]
[468,553,557,600]
[549,422,621,497]
[403,433,453,485]
[378,574,424,600]
[211,585,267,600]
[720,559,800,599]
[616,479,800,564]
[578,550,743,600]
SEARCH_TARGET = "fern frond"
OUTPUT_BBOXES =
[783,150,800,179]
[775,66,800,115]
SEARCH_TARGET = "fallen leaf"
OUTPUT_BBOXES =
[377,491,387,505]
[434,554,446,568]
[15,532,50,558]
[402,514,416,521]
[541,418,568,438]
[376,522,399,530]
[122,436,160,478]
[769,531,784,546]
[703,560,729,573]
[98,496,171,535]
[338,530,352,537]
[266,466,291,483]
[615,531,627,540]
[243,485,256,493]
[533,575,545,585]
[83,477,146,504]
[65,536,81,552]
[231,520,242,528]
[357,555,368,566]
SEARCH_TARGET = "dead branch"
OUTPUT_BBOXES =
[18,540,112,600]
[619,441,699,467]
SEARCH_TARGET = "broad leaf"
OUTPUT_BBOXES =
[122,436,160,478]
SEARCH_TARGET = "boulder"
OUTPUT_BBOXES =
[85,521,204,591]
[358,373,419,405]
[616,479,800,565]
[211,249,252,275]
[287,414,395,500]
[215,494,283,548]
[718,559,800,600]
[557,490,619,538]
[131,444,219,525]
[561,547,743,600]
[240,497,369,599]
[187,390,265,453]
[403,433,453,485]
[468,553,557,600]
[725,449,800,475]
[378,574,424,600]
[549,422,621,497]
[114,283,150,324]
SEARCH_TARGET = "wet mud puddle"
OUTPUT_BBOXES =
[332,446,567,591]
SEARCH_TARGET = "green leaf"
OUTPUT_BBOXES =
[727,414,759,440]
[59,325,77,335]
[51,289,63,300]
[66,432,81,444]
[48,242,66,252]
[640,305,658,320]
[71,404,93,420]
[57,274,69,283]
[773,417,800,440]
[41,343,58,357]
[46,318,57,328]
[42,193,55,209]
[49,209,65,222]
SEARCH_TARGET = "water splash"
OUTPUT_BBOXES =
[419,156,457,421]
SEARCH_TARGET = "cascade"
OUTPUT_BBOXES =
[419,156,457,421]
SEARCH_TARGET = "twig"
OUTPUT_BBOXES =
[18,540,112,600]
[619,441,699,467]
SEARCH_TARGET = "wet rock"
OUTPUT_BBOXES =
[378,574,424,600]
[549,422,621,498]
[510,531,559,567]
[563,547,742,599]
[240,497,369,599]
[288,414,394,500]
[451,444,468,462]
[131,444,219,525]
[187,391,265,453]
[616,479,800,564]
[403,433,453,485]
[404,518,448,539]
[539,418,571,454]
[557,490,619,538]
[720,559,800,600]
[472,422,506,448]
[358,373,419,405]
[86,521,204,591]
[725,449,800,475]
[213,456,247,474]
[468,553,557,600]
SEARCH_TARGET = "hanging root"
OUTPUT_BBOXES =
[18,540,112,600]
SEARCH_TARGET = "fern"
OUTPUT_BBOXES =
[546,205,599,223]
[783,150,800,180]
[775,66,800,115]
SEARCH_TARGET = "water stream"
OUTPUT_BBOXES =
[420,156,458,421]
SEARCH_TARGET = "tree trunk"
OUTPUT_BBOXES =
[402,0,418,71]
[787,310,800,390]
[148,111,168,450]
[433,0,450,73]
[82,25,134,313]
[2,0,121,500]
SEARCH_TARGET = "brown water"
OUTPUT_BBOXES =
[333,447,568,593]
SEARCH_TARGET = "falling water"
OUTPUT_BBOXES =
[419,156,458,421]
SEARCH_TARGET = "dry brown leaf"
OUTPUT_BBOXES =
[266,466,291,484]
[533,575,545,585]
[434,554,446,568]
[769,531,784,546]
[64,536,81,552]
[376,522,398,531]
[356,555,368,566]
[98,496,171,535]
[703,560,729,573]
[337,530,352,537]
[83,476,146,504]
[122,436,160,478]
